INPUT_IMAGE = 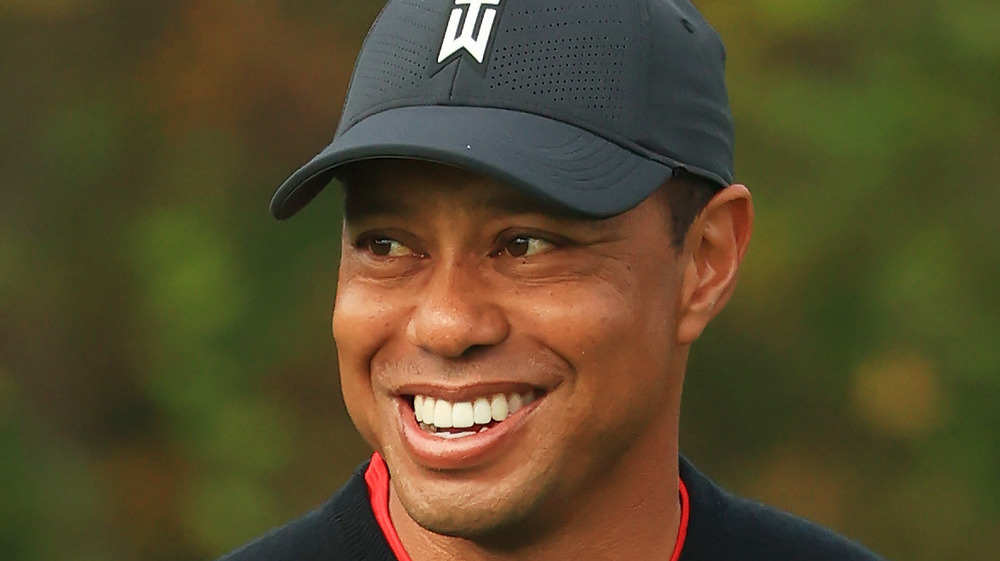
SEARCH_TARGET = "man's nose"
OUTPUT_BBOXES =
[405,261,509,358]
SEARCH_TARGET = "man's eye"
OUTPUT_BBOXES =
[503,236,554,258]
[366,237,412,257]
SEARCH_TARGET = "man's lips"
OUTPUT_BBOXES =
[391,383,550,469]
[392,381,548,436]
[391,381,546,403]
[412,389,541,435]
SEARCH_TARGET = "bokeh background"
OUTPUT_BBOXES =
[2,0,998,559]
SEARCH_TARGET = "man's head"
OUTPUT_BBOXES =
[332,159,751,541]
[271,0,752,550]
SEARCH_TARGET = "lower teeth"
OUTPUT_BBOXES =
[437,431,477,439]
[419,423,494,438]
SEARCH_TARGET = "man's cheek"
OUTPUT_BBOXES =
[333,283,396,353]
[333,285,393,450]
[339,367,381,451]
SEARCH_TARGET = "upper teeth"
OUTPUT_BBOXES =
[414,391,536,430]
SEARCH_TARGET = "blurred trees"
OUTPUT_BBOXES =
[1,0,998,559]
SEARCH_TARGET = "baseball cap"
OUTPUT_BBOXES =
[270,0,734,219]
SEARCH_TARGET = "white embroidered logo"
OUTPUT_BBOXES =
[438,0,502,64]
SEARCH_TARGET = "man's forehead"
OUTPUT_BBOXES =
[340,159,592,221]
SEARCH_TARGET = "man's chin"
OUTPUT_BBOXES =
[410,510,505,540]
[393,481,551,543]
[400,494,520,538]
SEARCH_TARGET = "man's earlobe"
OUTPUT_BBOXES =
[676,184,754,345]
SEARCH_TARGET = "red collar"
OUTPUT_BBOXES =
[365,452,690,561]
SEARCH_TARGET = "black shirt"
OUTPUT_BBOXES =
[217,456,887,561]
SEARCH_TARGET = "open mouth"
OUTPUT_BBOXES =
[408,390,543,439]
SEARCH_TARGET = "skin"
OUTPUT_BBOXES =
[332,159,753,561]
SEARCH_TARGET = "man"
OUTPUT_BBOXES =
[222,0,886,559]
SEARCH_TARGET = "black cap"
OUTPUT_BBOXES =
[271,0,734,219]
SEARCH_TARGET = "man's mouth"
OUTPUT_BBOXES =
[410,390,542,439]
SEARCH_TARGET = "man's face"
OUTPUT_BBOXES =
[333,160,688,538]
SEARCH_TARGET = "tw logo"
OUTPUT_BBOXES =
[438,0,503,65]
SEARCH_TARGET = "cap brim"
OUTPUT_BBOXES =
[269,106,675,219]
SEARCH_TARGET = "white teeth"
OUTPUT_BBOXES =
[438,430,477,439]
[473,398,492,424]
[413,390,539,433]
[414,395,425,422]
[452,402,475,428]
[508,393,523,414]
[433,400,453,428]
[421,396,436,425]
[490,393,509,422]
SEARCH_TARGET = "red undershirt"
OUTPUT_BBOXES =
[365,452,690,561]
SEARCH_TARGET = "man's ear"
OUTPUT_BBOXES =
[676,184,754,345]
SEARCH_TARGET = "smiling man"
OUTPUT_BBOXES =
[220,0,885,560]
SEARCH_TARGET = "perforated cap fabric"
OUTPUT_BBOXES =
[271,0,734,219]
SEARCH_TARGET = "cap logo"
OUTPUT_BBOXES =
[438,0,502,65]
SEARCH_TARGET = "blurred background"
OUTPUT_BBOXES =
[1,0,998,559]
